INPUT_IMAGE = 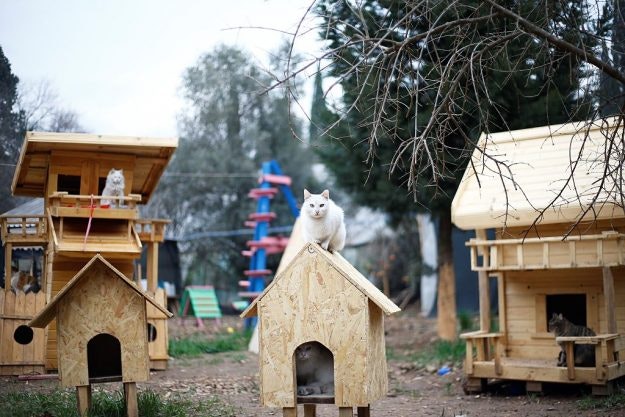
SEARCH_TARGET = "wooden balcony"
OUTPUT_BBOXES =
[135,219,170,243]
[46,208,142,258]
[48,192,141,220]
[461,331,625,390]
[0,215,47,245]
[467,231,625,271]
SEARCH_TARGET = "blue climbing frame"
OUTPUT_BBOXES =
[242,160,299,327]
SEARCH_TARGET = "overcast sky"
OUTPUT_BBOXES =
[0,0,321,138]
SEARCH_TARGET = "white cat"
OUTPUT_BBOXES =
[101,168,125,207]
[301,189,346,252]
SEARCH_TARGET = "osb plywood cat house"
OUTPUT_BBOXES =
[451,118,625,395]
[29,255,172,417]
[0,131,177,375]
[241,242,400,417]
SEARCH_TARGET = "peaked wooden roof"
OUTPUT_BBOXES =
[452,117,625,230]
[241,242,401,318]
[12,131,178,202]
[29,254,172,328]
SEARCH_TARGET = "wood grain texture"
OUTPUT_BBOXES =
[55,260,149,387]
[255,245,393,408]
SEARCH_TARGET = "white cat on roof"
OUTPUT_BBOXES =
[301,189,346,253]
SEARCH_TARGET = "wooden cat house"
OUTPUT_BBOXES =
[241,242,401,417]
[451,118,625,395]
[0,131,177,375]
[29,255,172,417]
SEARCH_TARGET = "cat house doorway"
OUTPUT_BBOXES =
[294,341,335,405]
[87,333,122,383]
[546,294,587,328]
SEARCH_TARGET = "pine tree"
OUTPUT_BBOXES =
[0,46,25,213]
[312,0,596,339]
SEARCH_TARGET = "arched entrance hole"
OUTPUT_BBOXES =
[293,341,335,401]
[87,333,122,382]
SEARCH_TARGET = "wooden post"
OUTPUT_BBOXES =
[4,242,12,295]
[476,230,491,332]
[602,267,617,333]
[124,382,139,417]
[357,406,370,417]
[283,407,297,417]
[76,385,92,416]
[566,342,575,380]
[146,242,159,294]
[303,404,316,417]
[338,407,353,417]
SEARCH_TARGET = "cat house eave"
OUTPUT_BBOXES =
[29,254,172,328]
[12,131,178,203]
[240,242,400,319]
[451,116,625,230]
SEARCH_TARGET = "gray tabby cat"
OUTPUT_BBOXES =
[295,342,334,396]
[101,168,125,207]
[548,313,596,367]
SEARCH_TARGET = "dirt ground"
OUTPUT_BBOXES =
[2,305,624,416]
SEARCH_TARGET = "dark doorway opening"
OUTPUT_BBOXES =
[546,294,587,327]
[87,333,122,382]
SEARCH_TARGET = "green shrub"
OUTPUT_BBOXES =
[169,330,252,358]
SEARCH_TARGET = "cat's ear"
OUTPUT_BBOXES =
[558,313,563,320]
[321,189,329,199]
[304,189,311,200]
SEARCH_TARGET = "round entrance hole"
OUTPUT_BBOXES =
[14,325,34,345]
[147,323,157,342]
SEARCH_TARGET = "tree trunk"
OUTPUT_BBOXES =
[437,206,457,340]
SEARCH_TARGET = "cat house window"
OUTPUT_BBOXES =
[546,294,586,328]
[57,174,81,194]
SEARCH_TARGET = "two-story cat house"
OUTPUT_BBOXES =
[451,118,625,395]
[0,131,177,375]
[241,242,400,417]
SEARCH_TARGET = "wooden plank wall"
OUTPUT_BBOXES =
[504,267,624,360]
[147,288,169,368]
[0,291,47,375]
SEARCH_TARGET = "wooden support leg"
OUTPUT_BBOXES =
[462,377,487,394]
[526,381,543,394]
[338,407,353,417]
[283,406,297,417]
[357,405,370,417]
[304,404,316,417]
[124,382,139,417]
[592,382,614,396]
[76,385,92,417]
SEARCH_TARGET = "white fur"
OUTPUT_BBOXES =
[301,189,346,252]
[101,168,125,207]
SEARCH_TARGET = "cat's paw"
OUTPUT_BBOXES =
[297,386,314,396]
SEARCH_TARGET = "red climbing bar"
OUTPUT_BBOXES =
[244,269,272,277]
[260,174,292,186]
[248,187,278,199]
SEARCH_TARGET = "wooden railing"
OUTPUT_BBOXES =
[556,333,625,381]
[0,215,47,244]
[134,219,170,242]
[460,331,505,376]
[48,192,142,220]
[466,231,625,271]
